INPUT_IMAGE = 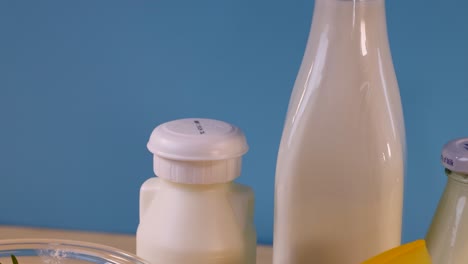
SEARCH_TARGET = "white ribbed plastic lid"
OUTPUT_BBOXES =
[147,118,249,184]
[441,138,468,174]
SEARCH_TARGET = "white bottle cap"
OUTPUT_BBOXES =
[441,138,468,174]
[147,118,249,184]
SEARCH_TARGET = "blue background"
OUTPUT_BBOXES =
[1,0,467,245]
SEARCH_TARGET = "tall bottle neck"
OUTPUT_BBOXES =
[311,0,389,53]
[314,0,387,14]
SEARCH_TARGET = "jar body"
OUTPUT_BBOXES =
[137,178,256,264]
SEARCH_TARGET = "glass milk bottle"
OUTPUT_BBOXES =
[273,0,406,263]
[137,118,256,264]
[426,138,468,264]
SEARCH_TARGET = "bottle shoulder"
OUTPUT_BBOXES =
[140,177,161,191]
[231,182,254,198]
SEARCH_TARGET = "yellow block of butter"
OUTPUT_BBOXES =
[362,240,432,264]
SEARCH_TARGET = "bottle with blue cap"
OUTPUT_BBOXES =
[426,138,468,264]
[136,118,256,264]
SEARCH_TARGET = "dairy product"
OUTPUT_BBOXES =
[137,118,256,264]
[273,0,406,263]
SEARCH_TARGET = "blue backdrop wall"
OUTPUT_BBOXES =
[1,0,467,245]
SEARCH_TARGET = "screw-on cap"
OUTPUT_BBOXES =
[441,138,468,174]
[147,118,249,184]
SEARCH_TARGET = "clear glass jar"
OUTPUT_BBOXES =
[0,239,149,264]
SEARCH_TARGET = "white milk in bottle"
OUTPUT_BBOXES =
[137,118,256,264]
[273,0,406,263]
[426,138,468,264]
